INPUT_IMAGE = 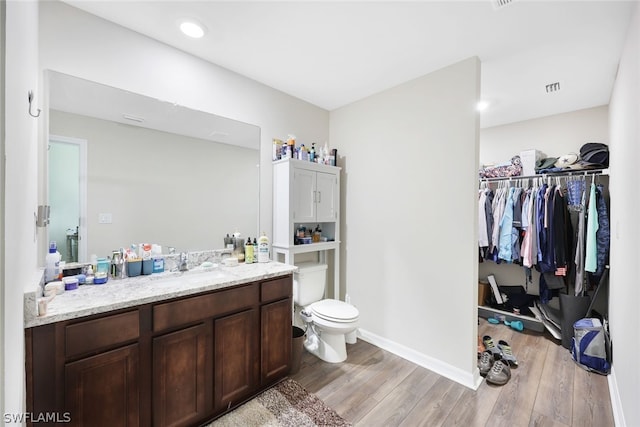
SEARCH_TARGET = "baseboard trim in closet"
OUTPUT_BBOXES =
[356,328,482,391]
[608,365,627,427]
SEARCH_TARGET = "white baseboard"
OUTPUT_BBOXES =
[608,365,626,427]
[357,328,483,390]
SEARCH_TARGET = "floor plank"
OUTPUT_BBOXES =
[289,319,615,427]
[533,340,575,426]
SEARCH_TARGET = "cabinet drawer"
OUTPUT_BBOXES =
[65,310,139,358]
[153,284,259,332]
[261,276,292,303]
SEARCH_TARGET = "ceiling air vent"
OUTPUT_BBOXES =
[492,0,515,10]
[545,82,561,94]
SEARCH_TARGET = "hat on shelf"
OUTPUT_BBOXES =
[554,153,579,168]
[535,157,558,171]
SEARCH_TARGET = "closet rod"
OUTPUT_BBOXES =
[479,168,608,183]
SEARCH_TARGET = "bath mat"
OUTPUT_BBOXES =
[207,378,351,426]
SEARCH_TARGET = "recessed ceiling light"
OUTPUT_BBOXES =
[477,100,490,112]
[180,20,206,39]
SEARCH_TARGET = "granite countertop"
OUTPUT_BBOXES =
[25,262,297,328]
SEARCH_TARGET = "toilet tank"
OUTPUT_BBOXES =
[293,262,328,306]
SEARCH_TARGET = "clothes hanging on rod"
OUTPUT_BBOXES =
[478,171,609,300]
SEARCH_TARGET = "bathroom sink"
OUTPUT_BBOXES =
[185,269,231,286]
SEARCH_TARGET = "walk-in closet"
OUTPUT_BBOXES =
[478,169,610,347]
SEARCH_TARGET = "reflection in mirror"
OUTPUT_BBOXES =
[47,71,261,261]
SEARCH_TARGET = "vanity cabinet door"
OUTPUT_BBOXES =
[261,298,292,384]
[214,308,259,411]
[152,323,212,427]
[65,343,140,427]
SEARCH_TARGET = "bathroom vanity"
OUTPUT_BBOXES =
[24,262,295,427]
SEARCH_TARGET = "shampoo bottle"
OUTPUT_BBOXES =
[45,241,62,283]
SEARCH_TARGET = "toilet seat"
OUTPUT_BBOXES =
[311,299,359,323]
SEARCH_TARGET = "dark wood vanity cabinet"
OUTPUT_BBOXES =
[153,323,212,427]
[25,274,292,427]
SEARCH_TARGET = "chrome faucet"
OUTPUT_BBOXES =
[179,252,189,271]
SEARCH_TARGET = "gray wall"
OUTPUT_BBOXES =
[608,3,640,426]
[330,57,481,387]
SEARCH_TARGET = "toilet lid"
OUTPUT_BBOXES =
[311,299,359,322]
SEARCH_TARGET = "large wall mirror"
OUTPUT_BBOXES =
[47,70,261,262]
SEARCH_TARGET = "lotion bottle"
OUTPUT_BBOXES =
[45,241,62,283]
[257,233,270,263]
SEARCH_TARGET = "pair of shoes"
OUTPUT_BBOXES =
[483,336,519,367]
[486,360,511,385]
[478,351,493,377]
[497,340,518,367]
[482,335,502,360]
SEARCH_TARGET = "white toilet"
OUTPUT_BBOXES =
[293,262,359,363]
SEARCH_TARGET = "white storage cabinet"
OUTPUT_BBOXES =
[272,158,341,299]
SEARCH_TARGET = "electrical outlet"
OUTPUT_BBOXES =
[98,213,112,224]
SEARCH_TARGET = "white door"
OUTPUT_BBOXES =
[315,172,337,222]
[292,168,316,222]
[49,135,88,262]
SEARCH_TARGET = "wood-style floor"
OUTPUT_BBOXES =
[290,319,614,427]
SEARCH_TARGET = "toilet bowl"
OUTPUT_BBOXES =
[294,262,359,363]
[301,299,359,363]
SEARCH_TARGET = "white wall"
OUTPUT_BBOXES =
[479,106,609,289]
[330,57,481,388]
[0,0,5,417]
[608,3,640,426]
[39,0,330,261]
[480,105,609,167]
[3,0,40,419]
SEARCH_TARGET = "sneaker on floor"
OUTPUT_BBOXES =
[478,351,493,377]
[497,340,518,367]
[486,360,511,386]
[482,335,501,360]
[478,336,486,355]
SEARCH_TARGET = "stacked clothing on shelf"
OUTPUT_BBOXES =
[478,173,610,303]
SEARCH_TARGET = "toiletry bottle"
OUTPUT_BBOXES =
[258,233,270,263]
[252,238,258,263]
[224,234,234,250]
[86,265,94,284]
[45,241,62,283]
[309,143,316,162]
[245,238,254,264]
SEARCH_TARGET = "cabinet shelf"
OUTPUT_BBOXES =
[272,240,340,254]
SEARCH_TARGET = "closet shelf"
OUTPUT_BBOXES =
[479,168,608,183]
[478,305,545,333]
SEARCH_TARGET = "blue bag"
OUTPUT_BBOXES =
[571,318,611,375]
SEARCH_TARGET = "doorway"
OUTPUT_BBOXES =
[48,135,87,263]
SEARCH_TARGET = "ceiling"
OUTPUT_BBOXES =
[62,0,635,128]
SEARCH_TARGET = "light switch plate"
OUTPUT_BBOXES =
[98,213,112,224]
